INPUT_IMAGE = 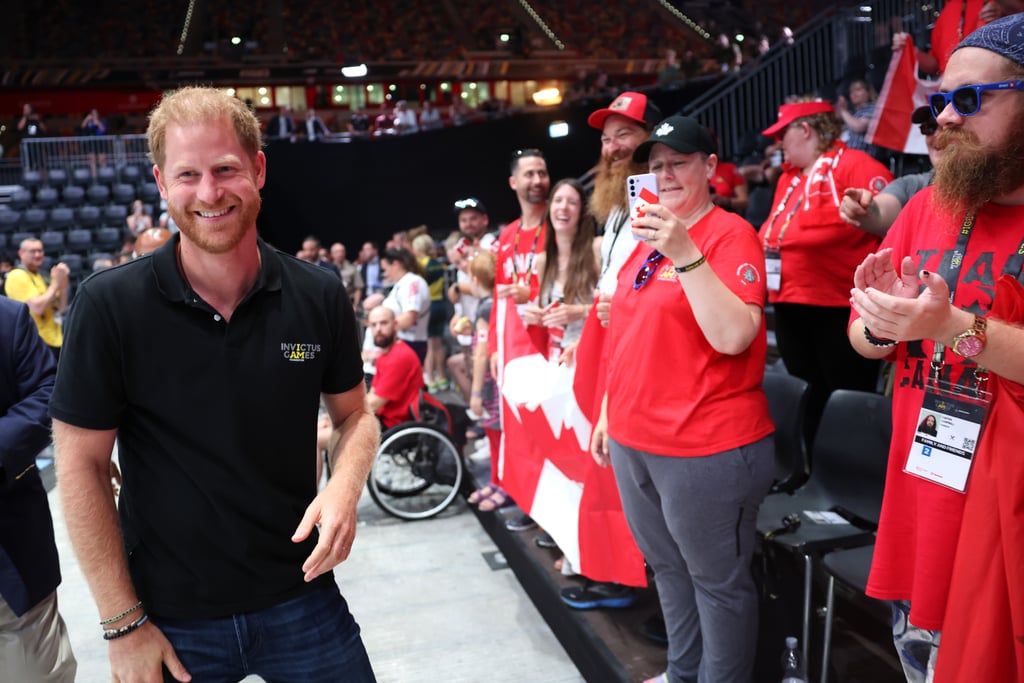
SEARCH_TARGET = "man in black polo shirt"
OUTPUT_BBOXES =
[50,86,380,682]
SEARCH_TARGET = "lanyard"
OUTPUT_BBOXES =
[930,212,1024,378]
[512,220,544,282]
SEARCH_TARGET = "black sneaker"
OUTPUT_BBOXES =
[533,531,558,549]
[560,581,637,609]
[504,513,537,532]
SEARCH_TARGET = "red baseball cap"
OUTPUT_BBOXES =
[762,101,835,137]
[587,91,662,130]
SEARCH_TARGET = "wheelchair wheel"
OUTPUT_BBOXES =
[368,422,464,520]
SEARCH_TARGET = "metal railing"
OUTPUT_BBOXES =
[683,0,941,161]
[19,134,150,174]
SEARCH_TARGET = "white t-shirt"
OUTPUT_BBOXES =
[383,271,430,342]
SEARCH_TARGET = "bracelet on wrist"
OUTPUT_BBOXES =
[863,326,897,348]
[674,254,707,274]
[99,600,143,626]
[103,614,149,641]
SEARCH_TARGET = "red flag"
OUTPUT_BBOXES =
[498,298,647,587]
[867,35,938,155]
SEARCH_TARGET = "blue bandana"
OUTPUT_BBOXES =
[955,12,1024,66]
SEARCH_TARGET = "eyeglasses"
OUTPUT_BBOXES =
[928,80,1024,118]
[453,198,480,210]
[918,119,938,136]
[633,250,665,290]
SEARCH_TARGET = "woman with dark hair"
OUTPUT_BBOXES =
[917,414,938,437]
[758,98,893,442]
[523,178,601,354]
[380,247,431,362]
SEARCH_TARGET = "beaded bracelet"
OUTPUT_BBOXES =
[674,254,707,274]
[103,614,149,641]
[99,600,143,626]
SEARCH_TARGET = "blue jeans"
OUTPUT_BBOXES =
[153,583,375,683]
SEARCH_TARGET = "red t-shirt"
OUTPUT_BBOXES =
[606,208,775,456]
[371,340,424,429]
[488,217,546,355]
[759,143,892,307]
[851,189,1024,630]
[710,162,744,199]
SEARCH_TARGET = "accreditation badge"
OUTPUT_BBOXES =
[903,378,991,493]
[764,246,781,292]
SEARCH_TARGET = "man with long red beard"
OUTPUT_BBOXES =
[50,87,380,682]
[587,91,662,295]
[848,14,1024,682]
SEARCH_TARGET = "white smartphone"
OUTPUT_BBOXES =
[627,172,659,240]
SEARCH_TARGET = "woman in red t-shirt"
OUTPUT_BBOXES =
[591,115,775,683]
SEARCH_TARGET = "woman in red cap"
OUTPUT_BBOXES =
[758,98,893,441]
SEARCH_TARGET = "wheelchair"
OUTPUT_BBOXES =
[367,392,471,521]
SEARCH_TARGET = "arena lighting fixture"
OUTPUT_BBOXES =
[532,87,562,106]
[341,63,368,78]
[548,121,569,138]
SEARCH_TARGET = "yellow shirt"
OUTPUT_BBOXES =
[4,268,63,347]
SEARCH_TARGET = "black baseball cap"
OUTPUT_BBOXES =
[633,115,717,162]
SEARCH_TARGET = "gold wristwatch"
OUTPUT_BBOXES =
[951,315,987,358]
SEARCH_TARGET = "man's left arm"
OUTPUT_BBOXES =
[292,381,380,582]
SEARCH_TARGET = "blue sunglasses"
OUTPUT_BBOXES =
[928,80,1024,118]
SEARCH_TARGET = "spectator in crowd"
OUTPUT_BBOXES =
[0,295,77,683]
[330,242,364,308]
[708,129,750,215]
[364,305,424,429]
[393,100,419,134]
[587,91,661,298]
[463,250,506,511]
[849,17,1024,682]
[524,178,600,357]
[79,108,108,176]
[126,199,155,237]
[411,233,448,392]
[348,108,371,137]
[840,105,940,236]
[266,105,296,141]
[359,241,384,295]
[489,147,550,533]
[302,108,330,142]
[758,98,893,442]
[17,103,46,140]
[419,101,442,130]
[50,85,378,683]
[593,115,774,683]
[4,238,70,360]
[299,235,341,277]
[836,78,878,154]
[380,247,431,363]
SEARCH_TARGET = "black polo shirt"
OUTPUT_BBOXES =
[50,234,363,619]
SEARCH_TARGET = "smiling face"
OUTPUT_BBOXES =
[647,144,715,217]
[154,117,266,255]
[549,181,583,236]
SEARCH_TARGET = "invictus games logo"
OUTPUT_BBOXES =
[282,342,321,362]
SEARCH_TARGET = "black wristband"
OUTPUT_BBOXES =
[863,325,897,348]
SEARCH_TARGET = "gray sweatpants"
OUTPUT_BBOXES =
[610,436,774,683]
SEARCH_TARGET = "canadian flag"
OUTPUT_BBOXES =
[867,34,939,155]
[496,297,647,587]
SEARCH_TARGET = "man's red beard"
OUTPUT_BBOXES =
[932,111,1024,216]
[589,155,649,225]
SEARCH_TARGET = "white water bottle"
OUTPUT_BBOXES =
[780,636,807,683]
